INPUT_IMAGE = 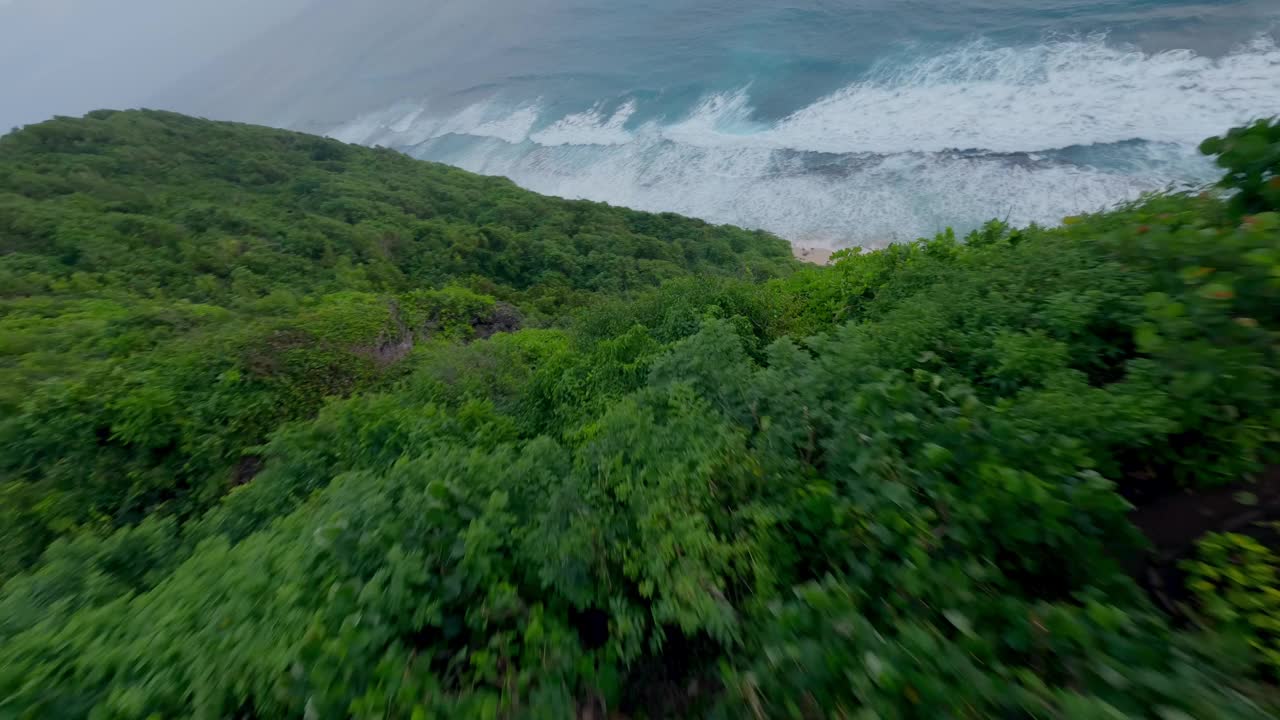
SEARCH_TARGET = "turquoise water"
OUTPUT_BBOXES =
[318,0,1280,246]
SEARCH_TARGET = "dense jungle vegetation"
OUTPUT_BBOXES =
[0,110,1278,718]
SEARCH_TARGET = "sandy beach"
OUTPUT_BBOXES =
[792,245,834,265]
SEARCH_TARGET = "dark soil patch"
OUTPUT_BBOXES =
[570,607,610,651]
[1128,465,1280,616]
[616,629,722,720]
[232,455,264,487]
[1130,466,1280,557]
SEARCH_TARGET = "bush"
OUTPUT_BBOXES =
[1200,118,1280,218]
[1183,532,1280,678]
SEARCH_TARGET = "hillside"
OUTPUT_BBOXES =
[1,111,1278,718]
[0,109,793,578]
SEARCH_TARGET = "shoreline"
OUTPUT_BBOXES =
[792,245,834,265]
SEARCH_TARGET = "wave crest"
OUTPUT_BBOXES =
[325,35,1276,246]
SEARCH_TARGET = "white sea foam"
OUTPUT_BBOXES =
[529,101,637,146]
[415,133,1205,247]
[660,90,762,145]
[326,35,1276,246]
[463,106,541,144]
[331,35,1280,154]
[669,36,1280,154]
[329,99,543,147]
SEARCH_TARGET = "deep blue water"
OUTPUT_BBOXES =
[319,0,1280,246]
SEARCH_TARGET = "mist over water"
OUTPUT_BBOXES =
[165,0,1280,247]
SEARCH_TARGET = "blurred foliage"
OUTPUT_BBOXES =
[0,111,1278,718]
[1183,532,1280,679]
[0,110,793,578]
[1200,118,1280,219]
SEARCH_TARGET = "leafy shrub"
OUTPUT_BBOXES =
[1200,118,1280,218]
[400,285,496,339]
[1183,532,1280,678]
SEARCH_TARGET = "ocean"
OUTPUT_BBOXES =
[316,0,1280,248]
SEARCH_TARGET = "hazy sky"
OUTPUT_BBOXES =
[4,0,1277,135]
[0,0,314,130]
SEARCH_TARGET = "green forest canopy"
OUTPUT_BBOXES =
[0,110,1278,718]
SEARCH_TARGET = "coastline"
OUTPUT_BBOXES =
[792,245,834,265]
